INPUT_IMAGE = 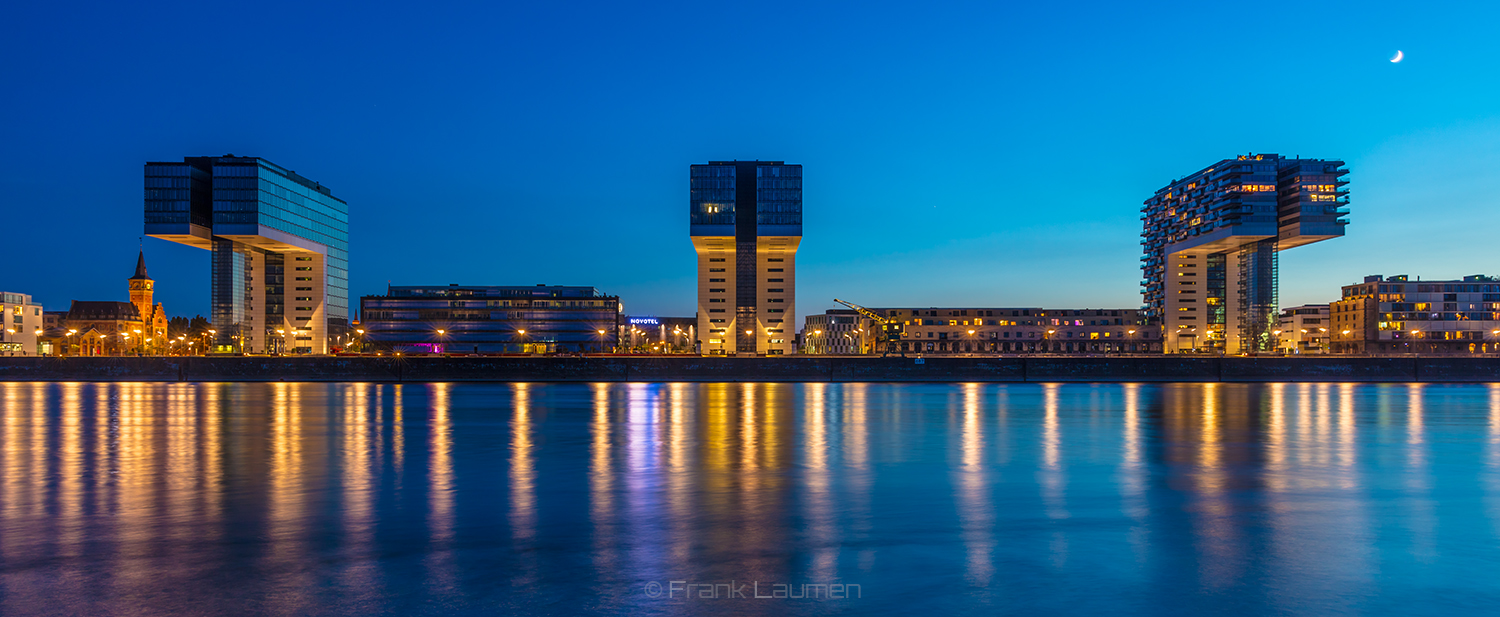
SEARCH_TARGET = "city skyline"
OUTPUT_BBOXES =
[4,2,1499,323]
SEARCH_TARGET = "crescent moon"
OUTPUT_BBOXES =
[1391,50,1403,63]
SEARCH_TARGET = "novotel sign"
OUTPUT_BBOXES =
[628,317,660,326]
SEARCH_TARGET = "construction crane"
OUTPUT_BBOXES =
[833,298,905,355]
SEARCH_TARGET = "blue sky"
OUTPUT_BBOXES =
[2,1,1497,322]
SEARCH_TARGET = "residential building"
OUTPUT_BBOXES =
[621,316,697,353]
[802,310,870,354]
[690,160,800,356]
[0,292,44,356]
[1142,154,1348,354]
[146,155,349,354]
[1277,304,1330,354]
[361,284,619,354]
[1331,274,1500,354]
[811,307,1159,354]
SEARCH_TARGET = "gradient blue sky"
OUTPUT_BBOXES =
[3,1,1497,323]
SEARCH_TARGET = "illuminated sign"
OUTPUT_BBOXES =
[628,317,659,326]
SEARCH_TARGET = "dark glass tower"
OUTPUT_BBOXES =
[146,156,349,354]
[690,160,802,355]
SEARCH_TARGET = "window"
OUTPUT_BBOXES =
[709,309,725,313]
[710,299,725,303]
[295,256,313,261]
[295,297,313,301]
[768,268,783,272]
[295,267,312,271]
[709,278,725,283]
[710,318,726,323]
[767,258,783,262]
[296,287,312,291]
[767,278,783,283]
[767,288,784,293]
[709,258,725,262]
[768,299,784,303]
[709,268,726,273]
[709,288,725,293]
[295,307,313,312]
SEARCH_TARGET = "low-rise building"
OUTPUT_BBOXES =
[360,284,620,354]
[802,307,1159,354]
[621,316,697,353]
[1331,274,1500,354]
[1277,304,1330,354]
[0,292,45,356]
[801,309,870,354]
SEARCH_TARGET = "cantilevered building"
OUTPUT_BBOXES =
[145,156,349,354]
[1141,154,1347,354]
[690,161,801,355]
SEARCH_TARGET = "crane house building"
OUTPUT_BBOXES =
[690,160,801,356]
[360,284,620,354]
[1141,154,1348,354]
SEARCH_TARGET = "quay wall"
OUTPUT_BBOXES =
[0,356,1497,383]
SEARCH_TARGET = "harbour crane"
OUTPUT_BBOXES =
[833,298,905,355]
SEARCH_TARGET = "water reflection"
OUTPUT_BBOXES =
[1,382,1498,616]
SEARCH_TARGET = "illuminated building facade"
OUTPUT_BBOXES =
[620,316,697,352]
[145,155,349,354]
[690,161,801,356]
[1142,154,1348,354]
[1330,274,1500,354]
[0,292,44,356]
[801,310,865,354]
[360,284,620,354]
[1276,304,1330,354]
[802,307,1159,354]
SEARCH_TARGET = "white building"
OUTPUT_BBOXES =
[0,292,45,356]
[1277,304,1330,353]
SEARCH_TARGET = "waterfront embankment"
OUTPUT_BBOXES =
[0,355,1497,383]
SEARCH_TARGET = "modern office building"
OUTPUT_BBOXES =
[1330,274,1500,354]
[0,292,44,356]
[802,306,1159,354]
[360,284,620,354]
[801,309,865,354]
[1142,154,1348,354]
[1276,304,1330,354]
[690,160,801,356]
[145,155,349,354]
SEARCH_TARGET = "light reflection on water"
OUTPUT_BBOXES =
[2,382,1500,615]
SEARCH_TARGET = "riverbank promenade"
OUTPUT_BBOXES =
[1,355,1497,383]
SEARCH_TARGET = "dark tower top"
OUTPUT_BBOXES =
[129,251,151,281]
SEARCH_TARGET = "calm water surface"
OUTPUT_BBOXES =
[2,382,1500,616]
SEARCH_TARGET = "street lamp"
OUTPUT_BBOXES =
[813,329,822,355]
[597,329,607,353]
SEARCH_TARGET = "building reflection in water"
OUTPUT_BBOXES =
[955,383,993,584]
[590,383,617,573]
[425,382,456,595]
[7,381,1500,614]
[803,382,836,580]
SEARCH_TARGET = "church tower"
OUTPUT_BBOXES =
[128,250,154,319]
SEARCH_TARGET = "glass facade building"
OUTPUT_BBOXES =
[146,156,349,354]
[360,285,620,354]
[1141,154,1348,354]
[690,160,802,355]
